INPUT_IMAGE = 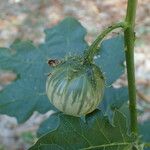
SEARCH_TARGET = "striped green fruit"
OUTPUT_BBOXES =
[46,56,105,116]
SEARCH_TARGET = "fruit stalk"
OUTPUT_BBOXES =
[124,0,138,135]
[85,22,127,63]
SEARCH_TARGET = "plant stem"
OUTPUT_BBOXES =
[85,22,127,63]
[124,0,138,134]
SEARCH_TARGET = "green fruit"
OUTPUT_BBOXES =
[46,56,105,116]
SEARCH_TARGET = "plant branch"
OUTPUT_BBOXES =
[85,22,128,63]
[124,0,138,134]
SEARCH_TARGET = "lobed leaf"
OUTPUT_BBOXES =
[0,41,55,122]
[30,110,136,150]
[0,18,88,123]
[39,17,88,60]
[0,17,126,123]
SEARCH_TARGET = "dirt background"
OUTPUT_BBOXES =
[0,0,150,150]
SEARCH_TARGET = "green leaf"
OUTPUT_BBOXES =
[38,144,63,150]
[37,87,129,137]
[39,17,88,60]
[98,87,129,123]
[0,41,55,123]
[95,35,125,85]
[0,18,88,123]
[42,18,125,85]
[139,120,150,150]
[0,17,126,123]
[37,113,60,137]
[29,110,135,150]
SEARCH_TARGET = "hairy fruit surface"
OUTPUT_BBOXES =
[46,57,105,116]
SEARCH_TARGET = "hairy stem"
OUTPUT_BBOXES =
[124,0,138,135]
[85,22,127,63]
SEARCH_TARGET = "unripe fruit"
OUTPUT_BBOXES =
[46,57,105,116]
